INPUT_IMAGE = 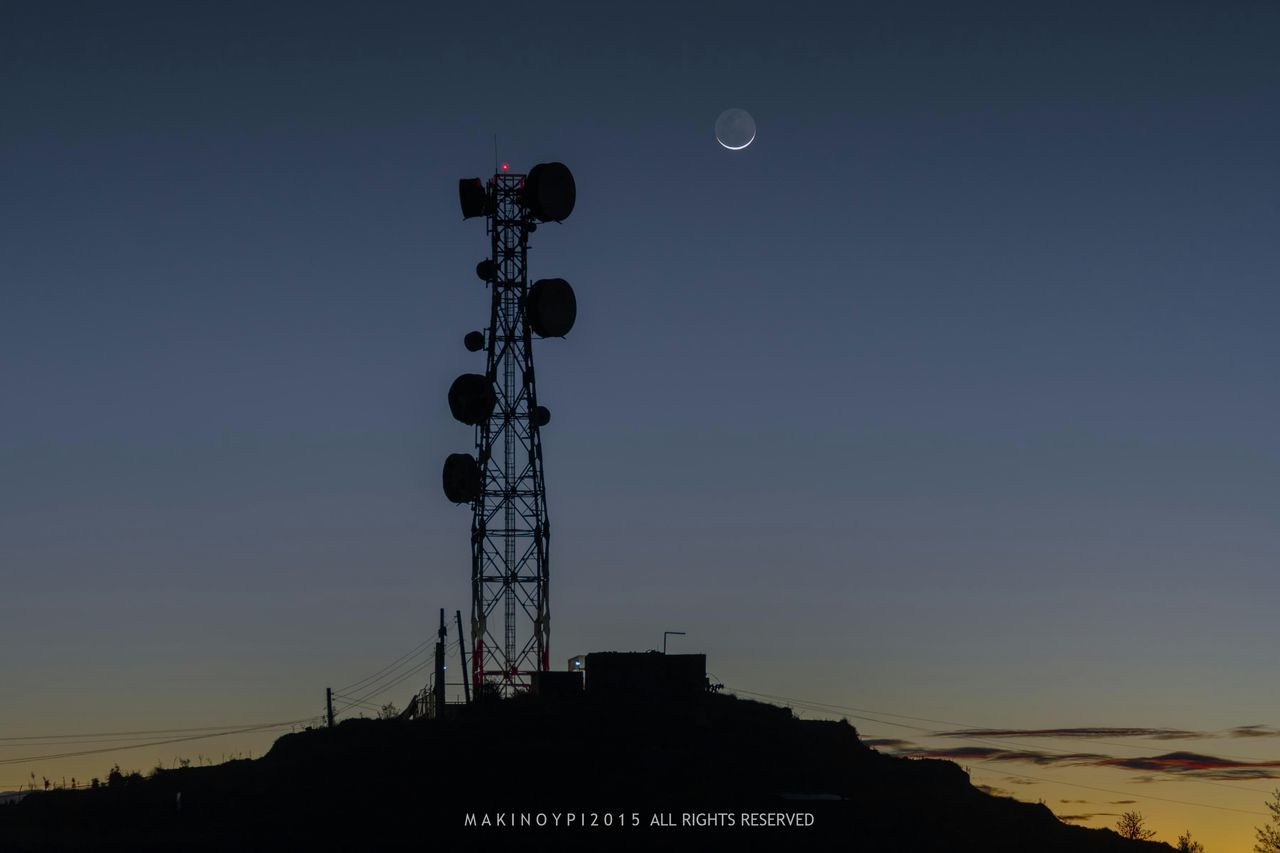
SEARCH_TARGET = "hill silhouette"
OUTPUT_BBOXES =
[2,691,1172,852]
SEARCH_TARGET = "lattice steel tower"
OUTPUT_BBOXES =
[443,162,577,697]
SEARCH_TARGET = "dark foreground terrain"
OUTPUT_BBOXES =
[2,691,1169,852]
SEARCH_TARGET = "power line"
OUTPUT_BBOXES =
[0,718,316,768]
[359,657,436,700]
[338,658,435,710]
[0,722,302,742]
[328,658,431,718]
[0,734,248,749]
[342,647,432,695]
[332,697,384,713]
[334,639,433,695]
[5,639,453,769]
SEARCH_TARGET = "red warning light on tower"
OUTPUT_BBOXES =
[501,162,509,171]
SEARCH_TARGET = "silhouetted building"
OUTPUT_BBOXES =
[584,652,706,698]
[529,670,584,697]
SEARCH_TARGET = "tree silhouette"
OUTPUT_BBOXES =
[1176,829,1205,852]
[1115,811,1157,841]
[1256,788,1280,853]
[107,764,143,787]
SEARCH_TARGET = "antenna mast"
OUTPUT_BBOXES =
[445,162,578,696]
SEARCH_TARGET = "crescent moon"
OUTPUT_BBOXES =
[715,108,757,151]
[718,131,756,151]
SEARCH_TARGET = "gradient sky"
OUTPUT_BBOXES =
[3,2,1279,848]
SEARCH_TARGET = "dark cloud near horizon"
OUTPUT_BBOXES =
[935,727,1205,740]
[862,737,912,749]
[1097,751,1280,781]
[938,724,1280,741]
[1229,726,1280,738]
[907,745,1110,767]
[1057,813,1119,823]
[975,783,1014,798]
[888,739,1280,781]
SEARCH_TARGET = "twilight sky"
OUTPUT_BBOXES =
[3,2,1279,847]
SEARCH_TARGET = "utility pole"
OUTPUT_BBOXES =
[326,687,335,729]
[434,608,447,718]
[456,610,471,705]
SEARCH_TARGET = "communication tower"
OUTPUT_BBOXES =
[443,162,578,696]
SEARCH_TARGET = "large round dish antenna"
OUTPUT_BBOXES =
[458,178,490,219]
[527,278,577,338]
[448,373,496,425]
[442,453,482,503]
[522,162,576,222]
